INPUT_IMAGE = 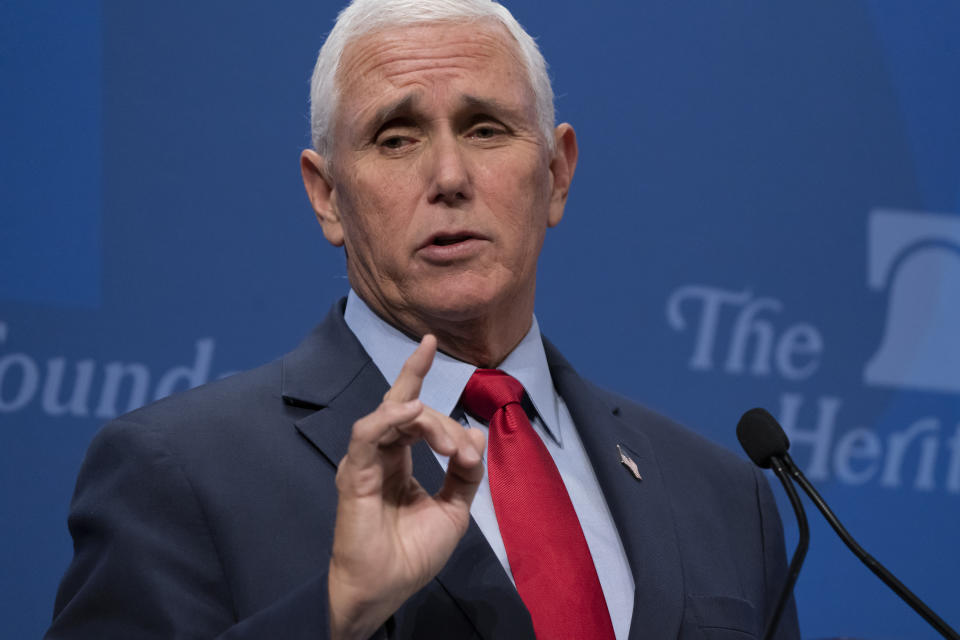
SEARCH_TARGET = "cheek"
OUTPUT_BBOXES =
[479,156,552,232]
[337,168,422,260]
[354,159,425,211]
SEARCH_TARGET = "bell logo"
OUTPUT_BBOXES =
[864,209,960,394]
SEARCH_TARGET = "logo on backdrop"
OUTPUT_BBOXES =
[863,209,960,394]
[0,321,230,419]
[666,209,960,495]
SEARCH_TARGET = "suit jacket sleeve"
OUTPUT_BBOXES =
[45,418,382,640]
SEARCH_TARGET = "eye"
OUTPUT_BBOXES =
[375,132,419,154]
[380,136,409,149]
[373,118,420,152]
[469,124,505,140]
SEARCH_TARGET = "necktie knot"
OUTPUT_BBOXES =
[461,369,525,422]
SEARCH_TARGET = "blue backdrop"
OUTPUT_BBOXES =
[2,1,959,638]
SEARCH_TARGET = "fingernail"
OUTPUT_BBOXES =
[404,399,421,411]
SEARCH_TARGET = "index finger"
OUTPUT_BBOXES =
[384,334,437,403]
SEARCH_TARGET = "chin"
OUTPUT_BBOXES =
[412,283,510,323]
[419,295,496,322]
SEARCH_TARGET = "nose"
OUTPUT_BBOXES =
[427,133,472,205]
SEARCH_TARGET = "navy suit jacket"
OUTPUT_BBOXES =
[48,301,799,639]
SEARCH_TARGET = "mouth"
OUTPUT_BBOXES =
[422,230,482,249]
[431,234,474,246]
[418,230,487,263]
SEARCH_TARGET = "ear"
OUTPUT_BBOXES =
[547,123,578,228]
[300,149,344,247]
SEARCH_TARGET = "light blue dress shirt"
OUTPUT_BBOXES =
[344,291,635,639]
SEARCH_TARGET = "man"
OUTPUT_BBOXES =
[48,1,800,638]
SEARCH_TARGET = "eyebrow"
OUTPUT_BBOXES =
[364,92,526,138]
[369,94,421,134]
[459,94,524,122]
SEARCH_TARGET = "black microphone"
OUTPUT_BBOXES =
[738,408,960,640]
[737,408,809,640]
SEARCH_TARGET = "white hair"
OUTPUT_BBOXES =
[308,0,555,157]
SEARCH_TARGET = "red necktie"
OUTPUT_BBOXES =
[461,369,616,640]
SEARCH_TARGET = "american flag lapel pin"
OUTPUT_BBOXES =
[617,444,642,481]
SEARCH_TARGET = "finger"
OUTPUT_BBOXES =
[454,426,486,470]
[384,405,461,456]
[345,399,423,470]
[437,427,487,509]
[349,402,459,467]
[384,334,437,403]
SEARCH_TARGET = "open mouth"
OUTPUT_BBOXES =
[419,232,485,261]
[432,235,472,246]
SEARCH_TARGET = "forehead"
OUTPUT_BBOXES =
[335,21,534,118]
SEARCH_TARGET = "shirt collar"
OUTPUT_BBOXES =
[343,290,562,446]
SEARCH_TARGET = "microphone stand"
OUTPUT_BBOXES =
[763,456,809,640]
[782,453,960,640]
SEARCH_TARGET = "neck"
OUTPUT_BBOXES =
[428,312,533,369]
[358,293,534,369]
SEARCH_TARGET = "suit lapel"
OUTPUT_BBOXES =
[284,300,389,467]
[284,301,533,639]
[415,445,536,640]
[546,341,684,640]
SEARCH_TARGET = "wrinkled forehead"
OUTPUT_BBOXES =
[334,19,531,102]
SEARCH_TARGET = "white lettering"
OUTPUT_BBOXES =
[916,431,939,491]
[667,285,823,380]
[41,358,96,417]
[666,286,750,371]
[778,393,842,480]
[775,324,823,380]
[946,424,960,494]
[881,418,939,490]
[833,428,882,485]
[726,297,780,376]
[95,362,151,419]
[154,338,215,400]
[0,323,225,418]
[0,353,40,412]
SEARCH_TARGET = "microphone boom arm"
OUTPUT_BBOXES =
[783,453,960,640]
[763,456,809,640]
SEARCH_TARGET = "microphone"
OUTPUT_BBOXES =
[738,408,960,640]
[737,408,809,640]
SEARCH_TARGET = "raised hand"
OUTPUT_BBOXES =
[327,334,487,640]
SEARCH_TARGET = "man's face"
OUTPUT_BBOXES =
[303,21,576,335]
